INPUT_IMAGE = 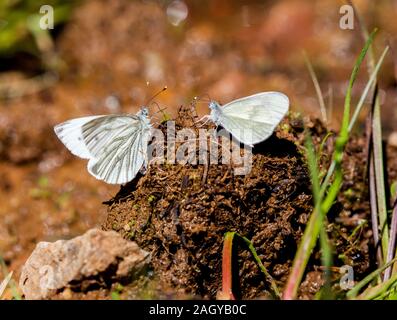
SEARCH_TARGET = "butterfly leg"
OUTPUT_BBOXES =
[194,115,211,127]
[137,144,150,175]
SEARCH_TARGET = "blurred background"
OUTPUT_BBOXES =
[0,0,396,293]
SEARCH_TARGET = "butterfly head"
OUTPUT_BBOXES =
[138,107,149,118]
[208,101,221,124]
[208,101,219,110]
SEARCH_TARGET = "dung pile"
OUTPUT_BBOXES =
[103,112,372,299]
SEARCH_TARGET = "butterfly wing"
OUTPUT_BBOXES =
[54,115,105,159]
[82,115,151,184]
[219,92,289,145]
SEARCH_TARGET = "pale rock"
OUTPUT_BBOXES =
[19,228,150,299]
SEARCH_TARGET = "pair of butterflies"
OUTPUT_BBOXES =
[54,92,289,184]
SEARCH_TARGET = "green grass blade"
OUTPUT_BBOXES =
[358,274,397,300]
[305,134,333,298]
[372,90,389,266]
[0,271,13,299]
[347,257,397,299]
[237,234,281,299]
[219,232,281,299]
[305,134,321,202]
[0,255,20,300]
[343,5,389,269]
[357,19,389,269]
[303,51,328,124]
[356,0,390,279]
[320,43,387,197]
[369,153,383,267]
[319,226,333,299]
[385,195,397,279]
[348,46,389,132]
[283,29,377,300]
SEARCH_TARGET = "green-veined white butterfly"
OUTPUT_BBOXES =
[54,107,151,184]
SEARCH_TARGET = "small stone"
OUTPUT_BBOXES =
[19,228,150,300]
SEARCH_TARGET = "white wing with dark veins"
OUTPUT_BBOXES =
[218,92,289,145]
[54,115,105,159]
[82,115,151,184]
[54,113,151,184]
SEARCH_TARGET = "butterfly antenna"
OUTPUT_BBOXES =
[145,86,167,106]
[194,93,211,103]
[149,101,171,125]
[151,101,169,117]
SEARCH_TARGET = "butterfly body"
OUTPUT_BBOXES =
[208,101,222,126]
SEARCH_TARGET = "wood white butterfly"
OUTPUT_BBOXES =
[208,92,289,146]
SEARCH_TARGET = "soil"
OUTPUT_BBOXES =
[1,0,397,300]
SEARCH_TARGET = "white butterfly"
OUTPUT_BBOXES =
[208,92,289,146]
[54,107,152,184]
